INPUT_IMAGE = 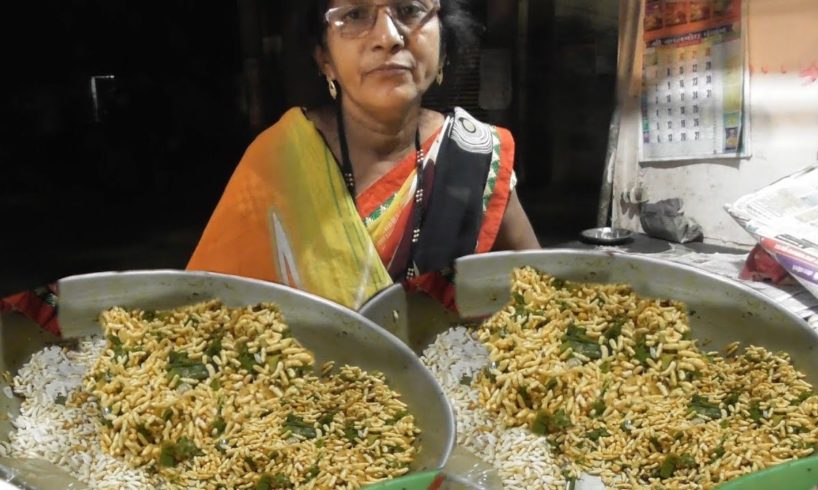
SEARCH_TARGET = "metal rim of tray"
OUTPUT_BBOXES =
[1,269,457,488]
[454,248,813,327]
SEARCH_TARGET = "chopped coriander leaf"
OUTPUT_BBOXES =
[266,354,281,370]
[590,398,606,417]
[605,316,626,340]
[710,444,725,462]
[158,437,203,467]
[659,455,677,479]
[531,409,571,435]
[205,334,223,357]
[166,351,209,381]
[211,416,226,436]
[244,456,258,472]
[108,335,125,359]
[283,414,316,439]
[562,324,602,360]
[256,472,291,490]
[793,391,814,405]
[136,424,155,443]
[723,391,741,407]
[237,343,258,373]
[318,411,337,426]
[159,445,175,467]
[689,395,722,419]
[679,453,696,468]
[658,453,695,479]
[388,410,409,424]
[748,401,763,422]
[565,324,594,343]
[343,423,359,443]
[482,366,497,383]
[562,339,602,360]
[517,386,533,408]
[634,336,651,366]
[660,353,675,370]
[305,465,320,481]
[586,427,610,442]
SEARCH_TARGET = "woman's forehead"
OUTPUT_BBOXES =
[329,0,429,7]
[328,0,370,7]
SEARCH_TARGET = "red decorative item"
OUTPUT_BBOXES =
[0,284,61,336]
[739,244,791,284]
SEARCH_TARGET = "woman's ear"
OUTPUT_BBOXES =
[313,45,337,79]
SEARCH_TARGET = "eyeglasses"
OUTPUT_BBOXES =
[325,0,440,39]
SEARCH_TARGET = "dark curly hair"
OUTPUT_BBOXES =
[286,0,483,107]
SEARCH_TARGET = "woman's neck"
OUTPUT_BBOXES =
[340,99,421,161]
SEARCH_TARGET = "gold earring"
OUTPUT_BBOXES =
[326,76,338,99]
[436,66,444,85]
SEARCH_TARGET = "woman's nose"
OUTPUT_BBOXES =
[369,8,405,50]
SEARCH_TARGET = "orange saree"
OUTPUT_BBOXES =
[188,107,515,310]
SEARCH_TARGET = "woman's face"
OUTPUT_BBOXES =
[317,0,442,115]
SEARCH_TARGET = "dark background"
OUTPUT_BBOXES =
[0,0,618,295]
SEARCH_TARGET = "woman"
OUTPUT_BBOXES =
[188,0,540,310]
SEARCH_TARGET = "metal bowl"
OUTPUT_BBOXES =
[579,227,634,245]
[0,270,455,487]
[361,248,818,382]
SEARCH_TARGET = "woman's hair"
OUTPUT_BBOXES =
[287,0,483,107]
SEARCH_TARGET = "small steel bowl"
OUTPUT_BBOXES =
[579,227,634,245]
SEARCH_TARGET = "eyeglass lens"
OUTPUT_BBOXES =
[328,1,437,37]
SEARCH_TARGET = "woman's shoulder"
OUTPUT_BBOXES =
[232,108,324,169]
[247,107,319,151]
[440,107,515,154]
[444,106,511,133]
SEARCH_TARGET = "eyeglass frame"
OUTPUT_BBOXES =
[324,1,441,39]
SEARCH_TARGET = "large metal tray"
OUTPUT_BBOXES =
[360,250,818,385]
[359,249,818,488]
[0,270,455,487]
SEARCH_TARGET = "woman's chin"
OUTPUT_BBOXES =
[362,86,422,112]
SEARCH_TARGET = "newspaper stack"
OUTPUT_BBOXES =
[726,165,818,300]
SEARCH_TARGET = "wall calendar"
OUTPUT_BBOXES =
[640,0,747,161]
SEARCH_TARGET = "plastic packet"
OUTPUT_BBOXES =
[640,198,703,244]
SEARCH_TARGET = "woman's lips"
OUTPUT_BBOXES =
[368,63,412,76]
